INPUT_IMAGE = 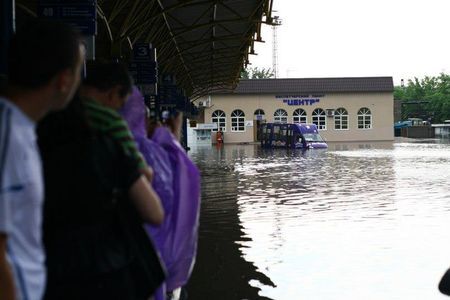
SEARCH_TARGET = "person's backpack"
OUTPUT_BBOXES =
[92,136,167,299]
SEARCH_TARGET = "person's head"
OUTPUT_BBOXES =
[7,20,84,112]
[82,61,133,111]
[162,109,183,139]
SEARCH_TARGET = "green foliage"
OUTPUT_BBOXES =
[240,67,274,79]
[394,73,450,123]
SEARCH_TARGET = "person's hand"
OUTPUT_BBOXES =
[141,166,154,183]
[0,234,16,300]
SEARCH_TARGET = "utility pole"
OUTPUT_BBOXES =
[272,15,282,78]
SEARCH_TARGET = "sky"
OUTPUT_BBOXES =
[250,0,450,85]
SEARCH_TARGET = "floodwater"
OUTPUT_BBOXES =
[186,139,450,300]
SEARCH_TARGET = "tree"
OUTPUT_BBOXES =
[394,73,450,123]
[240,67,274,79]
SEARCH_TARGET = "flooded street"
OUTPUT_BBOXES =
[187,139,450,300]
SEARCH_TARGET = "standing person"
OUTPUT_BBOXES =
[121,88,174,209]
[154,109,201,300]
[38,95,165,300]
[161,110,184,141]
[121,88,175,300]
[0,20,84,300]
[216,128,224,144]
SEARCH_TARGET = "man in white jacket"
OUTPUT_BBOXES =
[0,20,84,300]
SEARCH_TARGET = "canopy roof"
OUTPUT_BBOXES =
[17,0,274,98]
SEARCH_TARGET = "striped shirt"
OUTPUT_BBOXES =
[0,97,46,300]
[83,98,147,169]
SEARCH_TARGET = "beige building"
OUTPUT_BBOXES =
[197,77,394,143]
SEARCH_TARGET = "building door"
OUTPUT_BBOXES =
[254,109,266,142]
[254,120,266,141]
[254,120,258,141]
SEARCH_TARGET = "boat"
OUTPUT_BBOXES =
[260,123,328,149]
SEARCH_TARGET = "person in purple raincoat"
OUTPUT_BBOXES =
[121,88,201,300]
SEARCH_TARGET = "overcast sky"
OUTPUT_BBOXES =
[250,0,450,85]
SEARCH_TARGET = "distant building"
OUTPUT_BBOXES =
[196,77,394,143]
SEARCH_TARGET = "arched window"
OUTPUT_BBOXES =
[312,108,326,130]
[274,109,288,123]
[293,108,307,124]
[334,108,349,130]
[357,107,372,129]
[254,109,265,120]
[254,109,265,115]
[231,109,245,132]
[212,110,226,132]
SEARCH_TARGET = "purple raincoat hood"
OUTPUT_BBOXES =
[120,86,147,138]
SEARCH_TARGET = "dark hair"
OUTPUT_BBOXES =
[84,61,133,97]
[8,19,82,89]
[38,92,92,152]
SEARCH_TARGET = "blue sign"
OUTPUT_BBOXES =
[158,85,184,106]
[277,94,323,106]
[133,43,156,62]
[283,98,320,106]
[65,20,96,35]
[129,44,157,85]
[38,0,97,35]
[129,61,158,84]
[38,5,96,18]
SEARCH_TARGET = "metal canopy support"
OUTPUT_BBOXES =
[18,0,274,97]
[156,0,195,92]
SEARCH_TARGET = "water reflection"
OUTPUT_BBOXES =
[187,145,275,300]
[187,140,450,300]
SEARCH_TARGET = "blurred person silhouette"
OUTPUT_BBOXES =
[153,109,201,300]
[38,92,165,300]
[79,61,154,181]
[121,88,175,300]
[216,127,224,144]
[0,20,84,300]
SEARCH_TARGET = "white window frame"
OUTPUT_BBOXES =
[254,109,265,116]
[274,109,288,123]
[231,109,246,132]
[293,108,307,124]
[212,110,226,132]
[312,108,327,130]
[334,108,349,130]
[254,109,265,120]
[357,107,372,129]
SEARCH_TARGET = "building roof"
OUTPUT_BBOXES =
[216,77,394,94]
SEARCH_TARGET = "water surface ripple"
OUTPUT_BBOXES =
[188,140,450,300]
